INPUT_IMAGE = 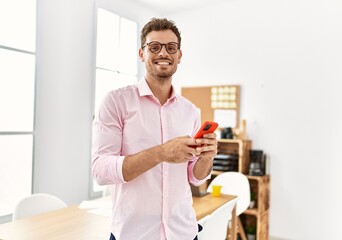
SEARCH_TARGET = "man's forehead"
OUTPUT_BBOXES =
[146,30,178,42]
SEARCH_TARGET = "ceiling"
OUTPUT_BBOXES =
[128,0,228,15]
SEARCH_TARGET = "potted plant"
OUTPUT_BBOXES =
[249,191,256,209]
[245,225,256,240]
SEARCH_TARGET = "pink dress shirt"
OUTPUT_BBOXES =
[92,79,210,240]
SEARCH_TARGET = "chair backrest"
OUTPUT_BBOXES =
[198,198,238,240]
[207,172,250,215]
[12,193,67,221]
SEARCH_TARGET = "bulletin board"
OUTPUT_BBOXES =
[181,85,240,128]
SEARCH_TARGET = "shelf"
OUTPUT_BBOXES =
[247,175,270,214]
[217,139,252,174]
[213,139,269,240]
[211,170,225,176]
[244,208,258,216]
[242,175,270,240]
[246,175,269,180]
[217,138,244,143]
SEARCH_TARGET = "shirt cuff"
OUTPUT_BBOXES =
[116,156,127,184]
[188,157,211,186]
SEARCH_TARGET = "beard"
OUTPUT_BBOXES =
[146,61,178,81]
[156,69,175,79]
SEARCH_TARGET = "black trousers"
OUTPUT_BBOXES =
[109,224,202,240]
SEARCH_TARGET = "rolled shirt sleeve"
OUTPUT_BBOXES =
[187,157,211,186]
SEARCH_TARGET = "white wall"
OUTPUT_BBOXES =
[34,0,95,205]
[34,0,159,205]
[167,0,342,239]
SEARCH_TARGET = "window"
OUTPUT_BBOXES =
[91,8,138,195]
[0,0,36,219]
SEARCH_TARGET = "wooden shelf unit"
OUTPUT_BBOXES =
[217,139,252,174]
[213,139,270,240]
[243,175,270,240]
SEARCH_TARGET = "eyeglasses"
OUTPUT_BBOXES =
[142,41,179,54]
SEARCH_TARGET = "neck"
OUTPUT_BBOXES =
[145,76,172,105]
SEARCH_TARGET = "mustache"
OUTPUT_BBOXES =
[155,57,171,61]
[154,57,173,63]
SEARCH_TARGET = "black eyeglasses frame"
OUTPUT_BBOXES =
[141,41,179,54]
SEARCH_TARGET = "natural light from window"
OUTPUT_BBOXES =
[0,0,36,219]
[92,8,138,193]
[0,49,35,132]
[0,0,36,52]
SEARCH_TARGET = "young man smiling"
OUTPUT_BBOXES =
[92,18,217,240]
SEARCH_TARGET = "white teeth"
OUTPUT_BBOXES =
[156,61,170,65]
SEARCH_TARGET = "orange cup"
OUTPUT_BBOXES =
[211,185,222,197]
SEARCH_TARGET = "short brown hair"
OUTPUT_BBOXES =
[140,18,181,49]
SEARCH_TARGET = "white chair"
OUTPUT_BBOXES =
[198,198,238,240]
[207,172,251,240]
[12,193,67,221]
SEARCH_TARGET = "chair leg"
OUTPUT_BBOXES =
[227,216,247,240]
[237,217,247,240]
[226,225,231,240]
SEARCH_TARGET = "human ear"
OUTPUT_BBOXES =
[177,49,182,64]
[139,48,145,62]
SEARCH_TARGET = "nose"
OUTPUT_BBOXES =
[158,44,169,55]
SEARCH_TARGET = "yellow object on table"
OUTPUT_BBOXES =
[211,185,222,197]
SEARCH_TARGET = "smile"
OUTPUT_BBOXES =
[154,61,172,65]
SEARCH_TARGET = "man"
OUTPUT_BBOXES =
[92,18,217,240]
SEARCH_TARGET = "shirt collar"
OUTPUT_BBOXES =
[137,78,178,101]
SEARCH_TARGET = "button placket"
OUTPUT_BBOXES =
[160,106,169,223]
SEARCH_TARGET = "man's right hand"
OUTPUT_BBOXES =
[160,136,201,163]
[122,136,201,181]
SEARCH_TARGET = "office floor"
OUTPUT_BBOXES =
[269,237,290,240]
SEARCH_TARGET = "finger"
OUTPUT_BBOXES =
[177,135,192,139]
[183,153,195,161]
[195,138,217,146]
[202,133,217,139]
[186,138,201,148]
[197,144,217,153]
[187,146,201,155]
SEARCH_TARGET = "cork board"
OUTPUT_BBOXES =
[181,85,240,128]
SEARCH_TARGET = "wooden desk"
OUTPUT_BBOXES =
[0,194,237,240]
[193,194,237,240]
[193,193,236,220]
[0,206,110,240]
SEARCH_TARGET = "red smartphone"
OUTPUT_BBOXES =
[193,121,218,139]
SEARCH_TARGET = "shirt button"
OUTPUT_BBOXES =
[164,195,167,199]
[164,171,167,175]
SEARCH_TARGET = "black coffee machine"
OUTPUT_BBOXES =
[221,127,233,139]
[249,150,266,176]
